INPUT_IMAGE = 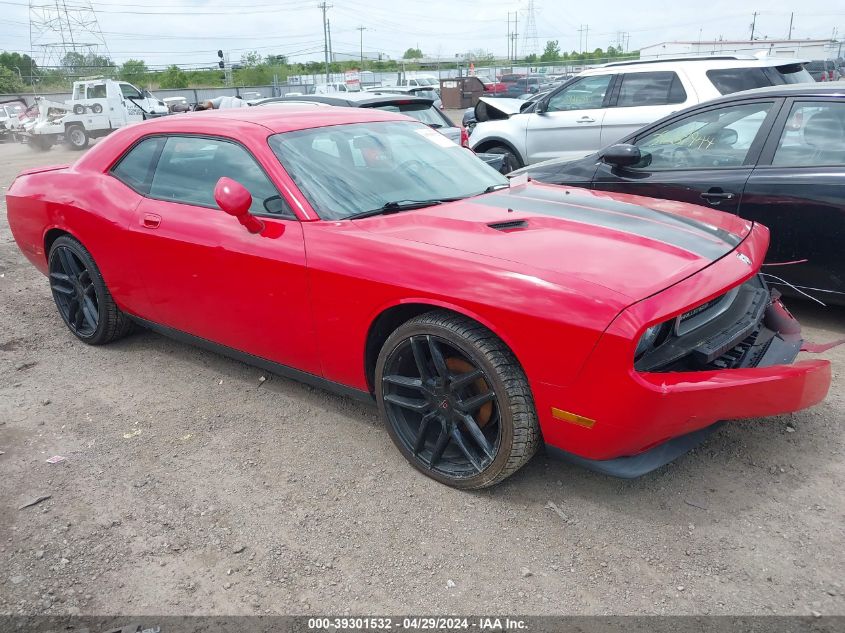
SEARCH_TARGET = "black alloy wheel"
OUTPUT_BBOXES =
[48,236,133,344]
[377,311,540,488]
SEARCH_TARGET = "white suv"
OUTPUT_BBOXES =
[469,56,813,171]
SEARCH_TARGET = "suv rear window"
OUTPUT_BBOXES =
[706,64,812,95]
[616,71,687,107]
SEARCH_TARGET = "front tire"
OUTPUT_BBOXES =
[48,236,133,345]
[376,311,540,489]
[484,145,522,174]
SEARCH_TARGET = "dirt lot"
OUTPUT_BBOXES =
[1,140,843,617]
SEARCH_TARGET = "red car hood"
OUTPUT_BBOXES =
[355,183,753,302]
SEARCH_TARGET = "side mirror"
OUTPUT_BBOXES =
[521,100,538,113]
[214,177,264,234]
[599,143,643,168]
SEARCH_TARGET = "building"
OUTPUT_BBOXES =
[640,39,842,60]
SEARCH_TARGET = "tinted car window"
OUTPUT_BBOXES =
[706,64,812,95]
[111,137,166,194]
[632,102,774,170]
[772,101,845,167]
[546,75,613,112]
[149,136,289,216]
[616,71,687,107]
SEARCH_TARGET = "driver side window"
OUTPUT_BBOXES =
[631,102,774,170]
[546,75,613,112]
[119,83,142,99]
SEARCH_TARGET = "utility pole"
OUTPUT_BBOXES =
[513,12,518,61]
[357,26,366,66]
[788,12,793,40]
[507,12,511,61]
[318,1,332,83]
[750,11,758,40]
[578,24,589,54]
[327,18,333,66]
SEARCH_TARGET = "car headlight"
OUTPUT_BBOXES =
[634,322,669,359]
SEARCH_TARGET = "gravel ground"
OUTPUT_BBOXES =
[1,140,843,617]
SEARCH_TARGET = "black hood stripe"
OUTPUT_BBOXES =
[484,190,739,261]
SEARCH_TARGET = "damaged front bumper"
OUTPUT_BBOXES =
[534,226,833,478]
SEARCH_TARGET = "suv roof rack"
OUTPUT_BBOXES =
[600,55,757,68]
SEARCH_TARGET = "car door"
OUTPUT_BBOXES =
[525,74,614,164]
[741,98,845,301]
[599,70,693,147]
[592,99,782,215]
[119,134,320,374]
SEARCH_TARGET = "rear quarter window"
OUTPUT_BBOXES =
[110,136,166,194]
[707,65,812,95]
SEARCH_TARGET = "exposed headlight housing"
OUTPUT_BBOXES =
[635,322,669,359]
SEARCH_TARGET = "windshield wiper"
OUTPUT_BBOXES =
[483,184,509,193]
[347,197,462,220]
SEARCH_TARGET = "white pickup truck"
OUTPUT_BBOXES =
[23,78,169,151]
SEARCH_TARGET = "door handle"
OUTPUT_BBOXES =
[700,190,735,205]
[576,116,595,123]
[142,213,161,229]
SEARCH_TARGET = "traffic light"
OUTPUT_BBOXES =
[218,50,225,69]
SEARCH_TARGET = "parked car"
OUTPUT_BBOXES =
[510,84,845,305]
[365,85,444,110]
[462,90,552,135]
[315,82,360,94]
[162,96,191,113]
[255,92,462,143]
[0,99,26,141]
[805,60,840,82]
[256,93,506,173]
[470,55,814,171]
[505,75,550,97]
[5,106,831,486]
[480,78,508,96]
[398,75,439,88]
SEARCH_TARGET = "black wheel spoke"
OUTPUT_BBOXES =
[410,337,431,381]
[429,428,450,466]
[458,412,495,461]
[413,411,438,454]
[450,368,483,391]
[71,300,84,328]
[457,390,496,413]
[428,336,449,377]
[57,248,81,278]
[450,426,484,472]
[383,374,424,391]
[82,296,98,329]
[50,281,74,295]
[383,393,428,412]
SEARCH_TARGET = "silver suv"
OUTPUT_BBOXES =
[469,55,813,171]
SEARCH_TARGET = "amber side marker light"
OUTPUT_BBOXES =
[551,407,596,429]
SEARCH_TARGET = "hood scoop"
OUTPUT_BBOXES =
[488,219,528,232]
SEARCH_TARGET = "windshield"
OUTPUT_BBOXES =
[268,121,506,220]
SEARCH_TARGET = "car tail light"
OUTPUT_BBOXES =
[460,127,469,148]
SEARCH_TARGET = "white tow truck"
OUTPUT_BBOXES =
[22,78,169,151]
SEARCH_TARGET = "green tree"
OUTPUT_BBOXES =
[540,40,561,62]
[402,47,423,59]
[265,54,288,65]
[61,51,116,78]
[0,66,25,92]
[0,52,38,84]
[524,53,538,63]
[159,64,189,89]
[120,59,148,85]
[240,51,263,67]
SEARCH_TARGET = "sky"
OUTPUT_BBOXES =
[1,0,843,68]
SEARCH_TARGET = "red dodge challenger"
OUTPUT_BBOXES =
[6,106,832,488]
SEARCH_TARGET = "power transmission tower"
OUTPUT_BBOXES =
[521,0,539,59]
[750,11,759,40]
[318,1,332,83]
[29,0,111,71]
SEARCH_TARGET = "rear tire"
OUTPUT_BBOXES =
[28,135,53,151]
[376,310,540,489]
[48,235,133,345]
[484,145,522,175]
[66,125,89,150]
